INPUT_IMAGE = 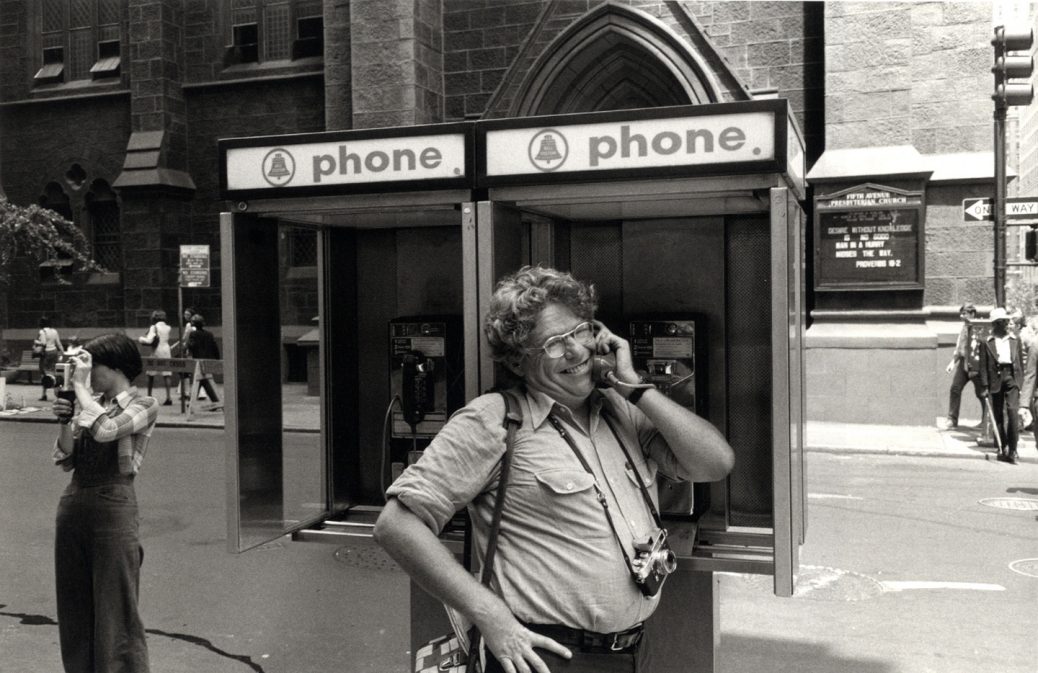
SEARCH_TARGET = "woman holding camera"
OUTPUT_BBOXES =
[51,333,159,673]
[375,266,734,673]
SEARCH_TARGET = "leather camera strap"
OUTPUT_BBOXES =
[465,390,523,670]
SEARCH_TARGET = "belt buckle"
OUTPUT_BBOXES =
[609,628,640,651]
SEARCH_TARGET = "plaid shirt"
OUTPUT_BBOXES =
[53,387,159,475]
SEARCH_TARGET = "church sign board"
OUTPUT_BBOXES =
[814,184,924,291]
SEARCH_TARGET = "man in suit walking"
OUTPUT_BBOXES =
[978,307,1023,464]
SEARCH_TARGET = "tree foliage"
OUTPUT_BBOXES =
[0,195,101,285]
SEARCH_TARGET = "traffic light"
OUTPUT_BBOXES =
[1027,228,1038,262]
[993,26,1034,107]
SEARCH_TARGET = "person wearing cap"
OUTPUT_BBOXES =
[977,307,1023,464]
[944,303,983,429]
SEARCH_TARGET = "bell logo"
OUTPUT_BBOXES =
[528,129,568,172]
[262,148,295,187]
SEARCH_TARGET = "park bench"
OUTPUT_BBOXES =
[11,350,39,384]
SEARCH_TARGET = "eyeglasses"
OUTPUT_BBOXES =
[526,321,596,359]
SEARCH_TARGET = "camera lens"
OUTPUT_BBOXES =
[656,549,677,574]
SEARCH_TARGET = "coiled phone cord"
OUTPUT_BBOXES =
[380,395,402,498]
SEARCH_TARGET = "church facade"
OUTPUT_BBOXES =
[1,0,1035,423]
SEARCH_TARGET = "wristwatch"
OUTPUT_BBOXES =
[626,384,654,406]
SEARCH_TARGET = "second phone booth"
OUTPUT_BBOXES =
[219,99,807,673]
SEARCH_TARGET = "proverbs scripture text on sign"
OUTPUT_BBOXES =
[814,184,923,291]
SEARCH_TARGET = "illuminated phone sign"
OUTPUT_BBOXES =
[220,125,471,197]
[480,108,777,183]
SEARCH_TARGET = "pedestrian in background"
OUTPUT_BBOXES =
[34,316,63,402]
[50,333,158,672]
[170,306,197,400]
[185,314,221,403]
[944,303,982,429]
[978,307,1023,464]
[138,309,174,405]
[1019,313,1038,441]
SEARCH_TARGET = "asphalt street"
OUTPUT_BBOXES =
[0,421,1035,673]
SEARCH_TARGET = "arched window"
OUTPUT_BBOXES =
[37,182,75,282]
[511,4,722,116]
[39,181,73,221]
[85,179,120,272]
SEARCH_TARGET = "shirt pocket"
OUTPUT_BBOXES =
[533,469,611,540]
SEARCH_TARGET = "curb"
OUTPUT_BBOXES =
[0,412,1003,455]
[806,445,990,460]
[0,413,321,433]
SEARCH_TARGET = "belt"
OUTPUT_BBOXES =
[998,363,1015,369]
[523,623,643,653]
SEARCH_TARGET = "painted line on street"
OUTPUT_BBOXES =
[879,581,1005,592]
[808,493,863,500]
[1008,558,1038,578]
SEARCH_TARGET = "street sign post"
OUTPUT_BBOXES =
[177,244,211,410]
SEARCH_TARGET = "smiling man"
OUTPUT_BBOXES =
[375,265,734,673]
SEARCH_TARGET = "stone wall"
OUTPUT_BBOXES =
[350,0,444,128]
[0,95,131,329]
[825,2,991,153]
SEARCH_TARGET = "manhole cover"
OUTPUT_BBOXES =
[794,565,884,601]
[333,545,401,572]
[979,497,1038,511]
[1009,559,1038,578]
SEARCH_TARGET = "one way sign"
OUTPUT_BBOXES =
[963,198,992,221]
[1006,197,1038,219]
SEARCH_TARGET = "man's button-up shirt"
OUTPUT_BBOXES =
[385,386,692,634]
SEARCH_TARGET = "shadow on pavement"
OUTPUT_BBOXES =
[719,635,894,673]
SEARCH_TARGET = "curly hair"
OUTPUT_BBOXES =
[483,266,597,362]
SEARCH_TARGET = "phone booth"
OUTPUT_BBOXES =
[219,99,806,673]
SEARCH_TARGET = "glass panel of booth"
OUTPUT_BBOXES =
[221,200,473,553]
[221,214,327,552]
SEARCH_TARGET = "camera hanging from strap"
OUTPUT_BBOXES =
[545,407,669,590]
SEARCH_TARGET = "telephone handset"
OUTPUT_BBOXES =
[400,350,435,430]
[592,352,617,388]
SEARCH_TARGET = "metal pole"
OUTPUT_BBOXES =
[994,102,1008,307]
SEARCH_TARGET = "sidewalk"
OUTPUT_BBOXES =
[2,379,1034,461]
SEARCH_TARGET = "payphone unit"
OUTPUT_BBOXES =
[627,316,708,519]
[387,316,464,484]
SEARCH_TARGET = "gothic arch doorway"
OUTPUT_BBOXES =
[510,3,723,117]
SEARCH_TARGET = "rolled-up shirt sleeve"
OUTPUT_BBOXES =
[385,395,508,534]
[79,397,157,442]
